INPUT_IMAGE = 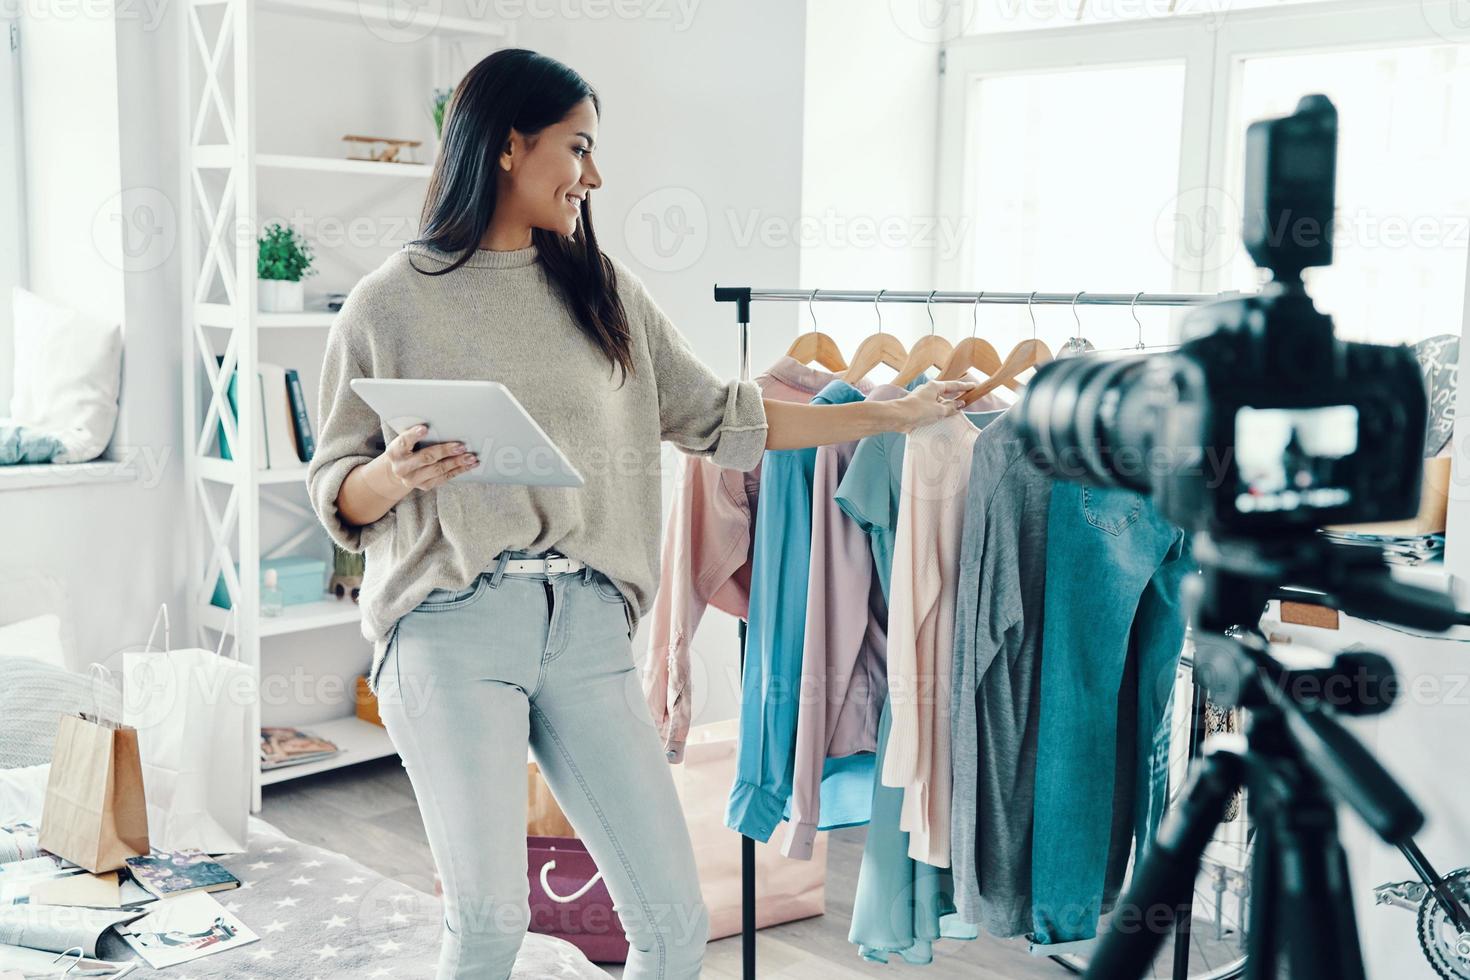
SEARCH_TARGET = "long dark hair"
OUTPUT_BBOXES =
[409,49,632,384]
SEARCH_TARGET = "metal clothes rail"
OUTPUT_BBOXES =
[711,283,1237,980]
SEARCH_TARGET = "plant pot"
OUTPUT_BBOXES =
[258,278,304,313]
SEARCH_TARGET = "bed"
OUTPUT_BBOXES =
[0,570,609,979]
[0,764,609,979]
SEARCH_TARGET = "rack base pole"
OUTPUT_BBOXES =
[737,617,756,979]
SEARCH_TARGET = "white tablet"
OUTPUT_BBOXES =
[349,378,584,488]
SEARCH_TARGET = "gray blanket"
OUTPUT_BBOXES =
[96,816,607,979]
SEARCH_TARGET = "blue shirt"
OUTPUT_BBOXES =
[725,379,871,842]
[834,429,907,602]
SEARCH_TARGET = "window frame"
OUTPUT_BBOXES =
[939,0,1470,582]
[937,0,1469,306]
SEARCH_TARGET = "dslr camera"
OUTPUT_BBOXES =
[1018,94,1427,538]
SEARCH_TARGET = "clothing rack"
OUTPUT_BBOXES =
[712,283,1236,980]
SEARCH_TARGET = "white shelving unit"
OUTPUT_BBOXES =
[180,0,511,810]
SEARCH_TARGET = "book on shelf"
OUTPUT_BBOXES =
[285,367,315,461]
[214,357,315,468]
[123,849,241,902]
[260,726,340,770]
[115,892,257,969]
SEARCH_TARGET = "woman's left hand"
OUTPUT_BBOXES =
[892,379,980,432]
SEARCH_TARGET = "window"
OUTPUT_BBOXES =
[967,64,1187,350]
[963,0,1343,36]
[939,0,1470,352]
[0,17,24,415]
[1223,44,1470,344]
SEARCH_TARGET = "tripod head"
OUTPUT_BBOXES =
[1184,531,1452,846]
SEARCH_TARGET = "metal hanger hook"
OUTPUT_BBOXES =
[874,289,886,334]
[53,948,84,975]
[1027,291,1038,340]
[926,290,938,336]
[972,291,985,339]
[808,289,819,332]
[1131,291,1146,350]
[1072,291,1086,338]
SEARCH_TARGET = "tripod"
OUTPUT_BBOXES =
[1083,535,1470,980]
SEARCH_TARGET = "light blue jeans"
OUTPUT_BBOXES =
[375,549,710,979]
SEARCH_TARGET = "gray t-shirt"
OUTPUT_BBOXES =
[949,408,1052,936]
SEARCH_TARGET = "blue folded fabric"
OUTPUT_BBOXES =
[0,424,66,464]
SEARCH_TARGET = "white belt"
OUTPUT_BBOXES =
[495,556,586,575]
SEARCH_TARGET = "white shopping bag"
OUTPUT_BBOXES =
[122,605,253,855]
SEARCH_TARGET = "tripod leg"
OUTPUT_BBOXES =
[1244,811,1276,980]
[1082,747,1246,980]
[1271,783,1368,980]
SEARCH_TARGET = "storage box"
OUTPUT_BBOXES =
[355,675,382,727]
[210,556,328,609]
[1325,456,1451,537]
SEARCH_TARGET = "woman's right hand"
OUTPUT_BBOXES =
[368,425,480,501]
[336,425,480,530]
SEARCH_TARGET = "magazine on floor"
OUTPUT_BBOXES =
[0,853,83,906]
[0,942,136,978]
[0,821,48,865]
[115,892,257,969]
[0,904,144,957]
[0,826,160,913]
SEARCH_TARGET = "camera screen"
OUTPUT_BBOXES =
[1233,405,1359,514]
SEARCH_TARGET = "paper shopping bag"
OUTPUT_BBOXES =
[528,835,630,963]
[672,719,826,940]
[524,763,630,962]
[122,605,253,855]
[527,761,576,838]
[38,711,150,873]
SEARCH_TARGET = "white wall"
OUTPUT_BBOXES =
[800,0,946,346]
[2,0,185,667]
[508,1,808,728]
[1267,604,1470,980]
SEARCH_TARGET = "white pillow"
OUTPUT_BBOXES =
[0,614,64,668]
[0,763,49,824]
[8,287,123,463]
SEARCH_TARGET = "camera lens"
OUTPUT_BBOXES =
[1018,353,1155,492]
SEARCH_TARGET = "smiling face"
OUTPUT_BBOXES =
[496,97,602,239]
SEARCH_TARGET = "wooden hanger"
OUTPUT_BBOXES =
[893,291,955,388]
[938,291,1014,390]
[785,289,848,372]
[957,291,1053,407]
[959,340,1052,406]
[842,289,908,384]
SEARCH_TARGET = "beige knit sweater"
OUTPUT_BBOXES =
[306,242,769,694]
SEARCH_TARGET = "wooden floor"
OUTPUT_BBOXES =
[261,755,1070,979]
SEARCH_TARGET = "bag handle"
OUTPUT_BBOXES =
[143,601,239,660]
[143,604,170,653]
[215,607,239,660]
[537,859,606,903]
[84,663,121,729]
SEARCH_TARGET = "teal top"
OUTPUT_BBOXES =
[725,379,875,843]
[837,403,1008,963]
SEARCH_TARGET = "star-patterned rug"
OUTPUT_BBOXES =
[92,816,609,979]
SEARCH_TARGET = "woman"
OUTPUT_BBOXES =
[307,48,976,980]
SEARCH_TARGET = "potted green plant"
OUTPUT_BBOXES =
[430,86,453,155]
[257,223,316,313]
